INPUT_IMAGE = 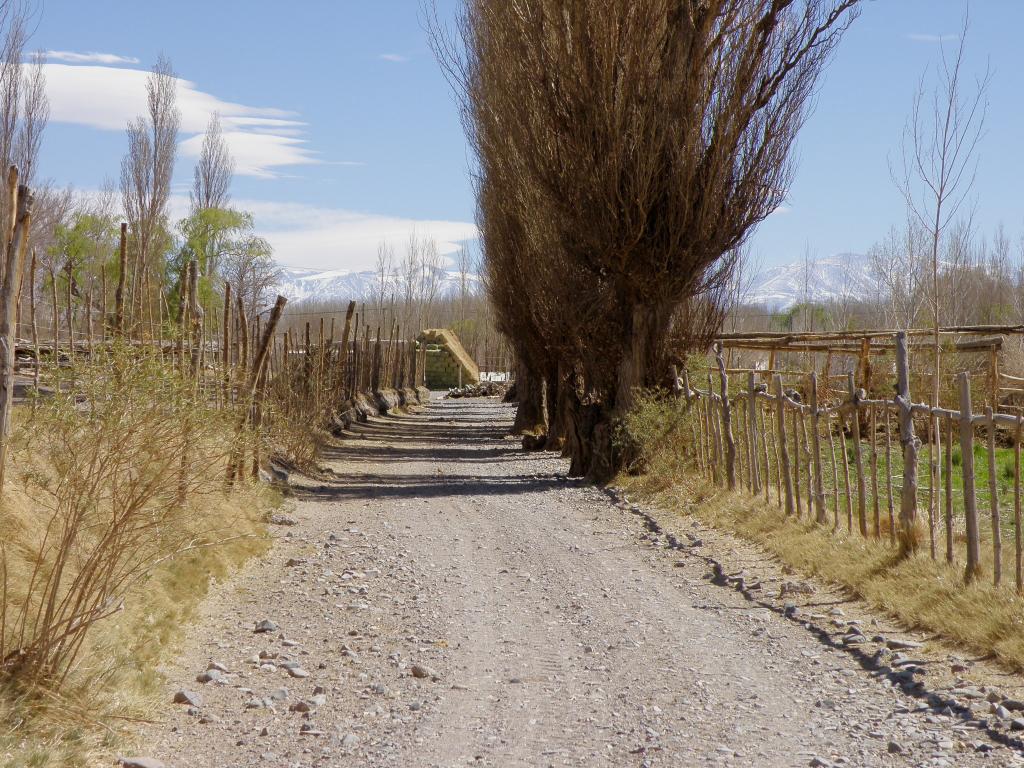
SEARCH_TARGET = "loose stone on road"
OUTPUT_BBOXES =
[136,397,1021,767]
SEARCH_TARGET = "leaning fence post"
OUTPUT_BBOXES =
[895,331,921,554]
[226,295,287,484]
[715,344,736,490]
[775,374,795,516]
[958,372,982,582]
[809,373,826,524]
[848,373,868,537]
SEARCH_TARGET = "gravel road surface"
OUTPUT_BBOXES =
[131,397,1023,768]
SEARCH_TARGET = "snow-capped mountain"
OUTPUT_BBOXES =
[276,266,483,305]
[745,253,874,310]
[277,254,874,311]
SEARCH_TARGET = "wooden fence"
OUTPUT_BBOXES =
[2,261,431,491]
[685,330,1024,589]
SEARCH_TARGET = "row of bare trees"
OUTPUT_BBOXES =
[432,0,862,478]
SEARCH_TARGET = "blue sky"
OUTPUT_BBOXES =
[753,0,1017,267]
[25,0,1024,271]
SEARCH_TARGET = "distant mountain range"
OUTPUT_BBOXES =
[276,266,483,305]
[745,253,873,310]
[276,254,873,311]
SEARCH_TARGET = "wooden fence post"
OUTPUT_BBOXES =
[693,397,705,471]
[226,295,288,483]
[870,405,880,537]
[711,389,724,484]
[809,373,826,524]
[187,259,201,381]
[775,374,795,516]
[945,414,954,563]
[0,177,32,492]
[986,405,1001,586]
[958,372,981,582]
[409,335,418,392]
[176,261,189,372]
[339,301,355,398]
[895,331,920,553]
[748,372,761,495]
[715,344,736,490]
[114,222,127,336]
[371,327,382,392]
[791,407,803,517]
[222,282,232,405]
[884,408,896,543]
[29,250,38,389]
[1015,414,1022,592]
[848,373,868,537]
[708,373,720,481]
[760,406,771,503]
[826,413,840,527]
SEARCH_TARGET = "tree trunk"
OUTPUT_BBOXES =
[571,299,673,479]
[512,359,546,435]
[545,359,565,450]
[613,302,672,415]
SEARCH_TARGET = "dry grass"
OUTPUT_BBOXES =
[618,392,1024,673]
[0,350,279,767]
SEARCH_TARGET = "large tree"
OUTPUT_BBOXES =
[191,112,234,214]
[120,54,180,333]
[438,0,861,478]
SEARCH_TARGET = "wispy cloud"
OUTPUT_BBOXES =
[906,33,958,43]
[771,204,792,216]
[379,53,409,63]
[234,198,478,271]
[41,61,340,178]
[44,50,140,65]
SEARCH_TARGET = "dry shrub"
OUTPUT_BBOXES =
[614,390,693,479]
[0,346,276,765]
[0,346,258,690]
[263,361,333,472]
[266,407,326,472]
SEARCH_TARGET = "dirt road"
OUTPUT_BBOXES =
[133,397,1022,767]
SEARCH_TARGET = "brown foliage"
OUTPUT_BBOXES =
[433,0,860,478]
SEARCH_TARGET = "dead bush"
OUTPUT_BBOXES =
[0,345,242,690]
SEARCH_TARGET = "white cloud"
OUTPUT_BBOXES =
[379,53,409,63]
[179,131,319,179]
[235,198,478,271]
[770,204,792,216]
[907,33,958,43]
[41,61,342,178]
[44,50,140,65]
[91,190,476,272]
